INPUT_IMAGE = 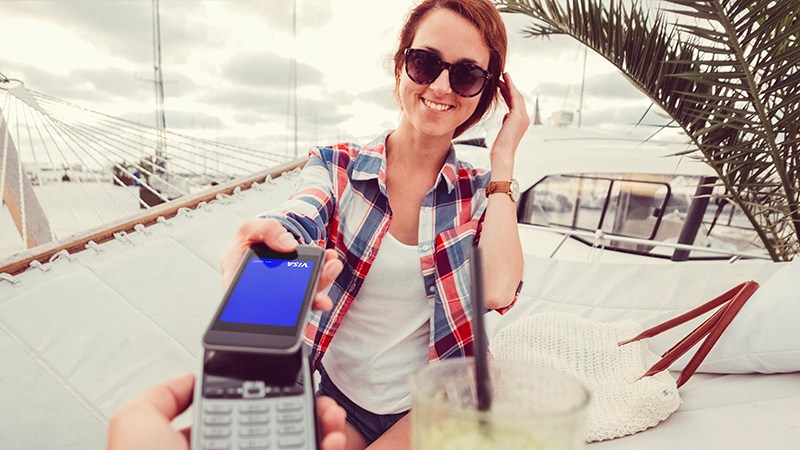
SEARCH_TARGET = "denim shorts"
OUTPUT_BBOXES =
[316,366,409,444]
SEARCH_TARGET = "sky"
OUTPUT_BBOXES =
[0,0,678,159]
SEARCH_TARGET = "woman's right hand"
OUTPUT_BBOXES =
[220,218,343,311]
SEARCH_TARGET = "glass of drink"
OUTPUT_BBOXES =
[410,358,589,450]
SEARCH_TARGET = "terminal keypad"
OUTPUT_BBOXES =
[199,382,310,450]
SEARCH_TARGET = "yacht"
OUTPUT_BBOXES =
[457,125,768,263]
[0,124,797,449]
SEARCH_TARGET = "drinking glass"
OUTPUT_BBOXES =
[410,358,589,450]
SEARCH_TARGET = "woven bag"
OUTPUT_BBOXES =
[490,311,680,441]
[489,280,759,442]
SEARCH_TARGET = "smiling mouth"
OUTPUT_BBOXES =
[422,98,453,112]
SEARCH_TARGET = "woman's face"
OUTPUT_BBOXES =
[398,8,491,141]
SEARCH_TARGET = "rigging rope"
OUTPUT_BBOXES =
[40,108,181,201]
[0,82,296,255]
[36,105,158,211]
[35,93,267,180]
[32,90,289,170]
[23,96,108,222]
[27,98,80,233]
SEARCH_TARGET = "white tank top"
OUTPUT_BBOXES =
[321,232,430,414]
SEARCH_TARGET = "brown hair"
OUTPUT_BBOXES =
[393,0,507,138]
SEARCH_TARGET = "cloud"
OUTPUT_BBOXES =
[532,71,645,104]
[198,85,351,131]
[158,3,228,65]
[199,88,288,116]
[146,110,223,130]
[0,60,152,104]
[531,80,576,103]
[356,84,396,110]
[224,0,333,33]
[220,52,324,89]
[214,131,293,152]
[0,60,73,95]
[289,95,355,129]
[502,12,584,61]
[2,1,219,67]
[74,67,202,100]
[583,72,644,100]
[580,103,678,138]
[581,104,650,128]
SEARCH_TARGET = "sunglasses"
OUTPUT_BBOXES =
[403,48,492,98]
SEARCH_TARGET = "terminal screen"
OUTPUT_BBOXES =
[220,257,315,327]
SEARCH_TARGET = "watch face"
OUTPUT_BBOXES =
[510,179,520,202]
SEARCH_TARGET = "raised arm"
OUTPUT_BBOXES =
[477,72,529,310]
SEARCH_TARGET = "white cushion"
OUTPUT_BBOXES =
[672,258,800,373]
[486,255,796,375]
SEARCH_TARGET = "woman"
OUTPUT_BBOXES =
[221,0,528,448]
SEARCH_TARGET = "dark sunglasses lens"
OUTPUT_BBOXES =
[450,64,487,97]
[406,50,442,84]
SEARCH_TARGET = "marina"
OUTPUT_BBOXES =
[2,0,800,448]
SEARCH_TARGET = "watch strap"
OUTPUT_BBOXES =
[486,181,513,196]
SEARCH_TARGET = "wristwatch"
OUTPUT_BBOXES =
[486,179,520,202]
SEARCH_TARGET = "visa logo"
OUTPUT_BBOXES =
[287,261,310,268]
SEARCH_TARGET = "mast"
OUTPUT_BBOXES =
[152,0,167,174]
[532,94,542,125]
[577,46,587,128]
[291,0,298,158]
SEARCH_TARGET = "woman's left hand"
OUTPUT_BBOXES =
[491,72,530,171]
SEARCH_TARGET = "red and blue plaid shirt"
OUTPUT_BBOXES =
[261,131,519,369]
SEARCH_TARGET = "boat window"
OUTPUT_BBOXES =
[600,179,670,241]
[520,175,670,240]
[519,175,584,227]
[518,174,765,259]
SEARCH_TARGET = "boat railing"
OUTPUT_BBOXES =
[0,159,305,277]
[519,223,772,262]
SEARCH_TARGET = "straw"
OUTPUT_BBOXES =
[470,247,493,413]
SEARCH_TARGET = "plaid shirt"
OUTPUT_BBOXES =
[261,131,519,369]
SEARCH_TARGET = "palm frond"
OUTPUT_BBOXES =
[496,0,800,260]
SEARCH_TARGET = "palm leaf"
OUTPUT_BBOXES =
[496,0,800,261]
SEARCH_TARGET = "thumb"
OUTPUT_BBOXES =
[132,373,195,419]
[240,218,298,252]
